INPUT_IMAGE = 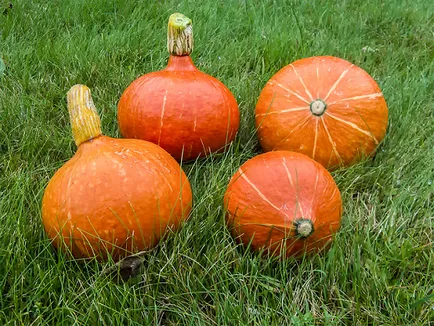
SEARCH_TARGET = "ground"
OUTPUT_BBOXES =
[0,0,433,324]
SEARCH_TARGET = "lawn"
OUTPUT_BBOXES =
[0,0,433,324]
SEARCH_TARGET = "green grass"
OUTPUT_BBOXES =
[1,0,433,324]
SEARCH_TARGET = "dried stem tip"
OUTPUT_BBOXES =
[167,13,193,56]
[294,219,314,238]
[67,84,102,146]
[310,99,327,116]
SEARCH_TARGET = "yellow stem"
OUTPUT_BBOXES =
[67,84,102,146]
[167,13,193,56]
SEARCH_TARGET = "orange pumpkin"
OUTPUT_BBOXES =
[117,13,240,162]
[255,56,388,170]
[224,151,342,258]
[41,85,192,261]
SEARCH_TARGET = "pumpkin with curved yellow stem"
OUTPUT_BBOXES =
[41,85,192,261]
[118,13,240,162]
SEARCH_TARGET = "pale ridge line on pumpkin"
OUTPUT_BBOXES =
[255,106,308,117]
[353,107,379,146]
[153,157,174,191]
[328,92,384,105]
[325,112,379,144]
[269,81,310,104]
[274,115,311,150]
[238,168,289,217]
[324,66,354,101]
[312,118,319,159]
[281,157,294,187]
[293,167,305,219]
[321,118,342,163]
[290,64,314,101]
[162,175,174,191]
[329,186,338,200]
[309,169,320,217]
[316,66,320,98]
[239,222,289,233]
[262,158,270,168]
[158,92,168,145]
[282,158,306,219]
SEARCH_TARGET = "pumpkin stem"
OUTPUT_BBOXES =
[101,250,151,284]
[167,13,193,56]
[310,99,327,116]
[294,219,314,238]
[67,84,102,146]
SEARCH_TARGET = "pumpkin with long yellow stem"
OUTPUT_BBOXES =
[117,13,240,162]
[41,85,192,260]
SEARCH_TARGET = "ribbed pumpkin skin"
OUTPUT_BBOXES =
[255,56,388,170]
[41,136,192,260]
[118,56,240,162]
[224,151,342,258]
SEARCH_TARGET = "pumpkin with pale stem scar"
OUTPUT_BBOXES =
[224,151,342,258]
[255,56,389,170]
